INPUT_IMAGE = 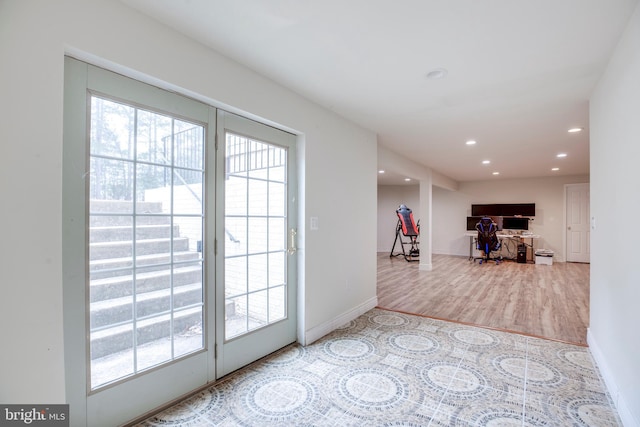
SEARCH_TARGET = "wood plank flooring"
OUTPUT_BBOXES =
[377,253,590,345]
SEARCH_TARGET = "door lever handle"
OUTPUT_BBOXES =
[288,228,297,255]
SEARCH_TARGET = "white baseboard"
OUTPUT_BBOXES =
[587,328,639,427]
[302,296,378,345]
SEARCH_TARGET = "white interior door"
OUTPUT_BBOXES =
[566,183,590,263]
[216,111,297,377]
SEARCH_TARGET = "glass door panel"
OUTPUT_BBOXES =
[217,111,297,377]
[88,95,206,389]
[64,58,215,425]
[224,134,288,338]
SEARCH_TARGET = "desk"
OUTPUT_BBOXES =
[465,232,540,262]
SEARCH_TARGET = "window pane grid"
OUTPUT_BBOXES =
[89,96,205,390]
[88,302,204,334]
[225,132,288,340]
[90,156,205,176]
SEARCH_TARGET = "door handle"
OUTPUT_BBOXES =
[288,228,297,255]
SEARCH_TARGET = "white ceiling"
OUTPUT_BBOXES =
[123,0,638,184]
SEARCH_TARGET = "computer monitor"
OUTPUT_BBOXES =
[466,216,482,231]
[467,216,502,231]
[502,217,529,231]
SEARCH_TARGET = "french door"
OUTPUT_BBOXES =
[63,58,297,426]
[215,111,298,377]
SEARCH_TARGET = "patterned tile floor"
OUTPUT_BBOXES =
[135,308,621,426]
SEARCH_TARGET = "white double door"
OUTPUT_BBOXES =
[63,58,297,426]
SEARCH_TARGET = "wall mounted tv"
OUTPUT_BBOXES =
[471,203,535,217]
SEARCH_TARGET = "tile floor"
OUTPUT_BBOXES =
[135,308,621,426]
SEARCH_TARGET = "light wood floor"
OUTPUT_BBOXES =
[377,253,590,345]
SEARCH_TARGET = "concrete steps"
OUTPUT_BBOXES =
[90,282,203,329]
[90,215,171,227]
[89,224,179,243]
[90,264,202,302]
[90,237,190,260]
[90,306,202,359]
[89,199,204,361]
[89,251,201,279]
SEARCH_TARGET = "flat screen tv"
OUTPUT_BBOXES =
[502,204,535,216]
[471,203,535,217]
[471,204,495,216]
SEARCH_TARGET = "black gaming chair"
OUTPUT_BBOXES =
[474,217,501,264]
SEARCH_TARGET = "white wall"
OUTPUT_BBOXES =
[378,175,589,262]
[0,0,377,408]
[433,176,590,261]
[589,2,640,425]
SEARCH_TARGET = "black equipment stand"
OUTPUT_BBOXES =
[390,204,420,262]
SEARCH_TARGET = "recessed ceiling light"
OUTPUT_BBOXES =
[568,127,583,133]
[492,172,500,175]
[378,170,385,174]
[557,153,567,158]
[426,68,448,80]
[404,178,411,182]
[482,160,490,164]
[466,140,476,145]
[551,167,560,171]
